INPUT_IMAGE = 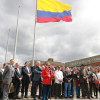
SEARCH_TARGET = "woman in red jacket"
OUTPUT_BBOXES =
[41,62,54,100]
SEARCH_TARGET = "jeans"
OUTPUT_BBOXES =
[64,83,71,97]
[89,82,93,97]
[42,84,50,100]
[76,86,80,97]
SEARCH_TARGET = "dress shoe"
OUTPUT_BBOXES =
[21,96,24,99]
[77,96,80,98]
[59,97,63,99]
[16,96,21,99]
[31,96,34,98]
[13,96,17,99]
[91,96,94,98]
[87,97,92,99]
[82,96,85,99]
[38,96,42,99]
[55,97,57,99]
[33,98,36,100]
[61,95,64,98]
[69,96,72,98]
[25,96,28,98]
[64,97,68,99]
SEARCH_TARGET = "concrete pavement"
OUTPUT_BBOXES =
[16,89,100,100]
[16,98,100,100]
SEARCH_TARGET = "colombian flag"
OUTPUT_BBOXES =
[37,0,72,23]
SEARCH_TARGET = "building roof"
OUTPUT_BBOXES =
[30,58,65,67]
[65,55,100,67]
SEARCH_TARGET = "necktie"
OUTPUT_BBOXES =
[26,67,29,73]
[17,68,20,74]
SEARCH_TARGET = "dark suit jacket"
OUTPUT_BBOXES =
[32,66,42,81]
[64,71,72,83]
[79,68,88,83]
[31,66,36,81]
[22,66,31,83]
[14,68,22,83]
[0,69,3,81]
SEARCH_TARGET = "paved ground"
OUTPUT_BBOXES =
[16,98,100,100]
[16,95,100,100]
[16,90,100,100]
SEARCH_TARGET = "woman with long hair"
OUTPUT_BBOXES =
[93,68,100,98]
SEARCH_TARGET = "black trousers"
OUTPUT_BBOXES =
[61,82,64,97]
[31,81,34,97]
[55,83,61,98]
[21,80,29,96]
[80,82,90,98]
[33,81,42,99]
[48,79,55,97]
[0,82,3,98]
[14,81,20,97]
[89,82,93,97]
[51,79,55,97]
[94,84,100,98]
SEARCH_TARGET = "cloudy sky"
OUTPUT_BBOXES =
[0,0,100,65]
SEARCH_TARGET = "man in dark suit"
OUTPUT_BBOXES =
[21,61,31,98]
[14,63,22,99]
[2,59,14,100]
[32,61,42,100]
[79,64,91,99]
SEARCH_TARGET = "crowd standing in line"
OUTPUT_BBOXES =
[0,59,100,100]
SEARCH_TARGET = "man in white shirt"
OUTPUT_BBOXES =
[55,66,63,99]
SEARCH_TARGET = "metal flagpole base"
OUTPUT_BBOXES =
[73,79,76,99]
[98,89,99,99]
[73,99,78,100]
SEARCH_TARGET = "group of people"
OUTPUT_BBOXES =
[0,59,54,100]
[0,59,100,100]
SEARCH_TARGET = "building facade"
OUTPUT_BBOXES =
[30,58,65,68]
[30,55,100,70]
[65,55,100,69]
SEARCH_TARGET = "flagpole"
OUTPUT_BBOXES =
[5,29,10,62]
[13,6,20,61]
[32,0,37,66]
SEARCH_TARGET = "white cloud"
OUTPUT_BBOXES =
[0,0,100,65]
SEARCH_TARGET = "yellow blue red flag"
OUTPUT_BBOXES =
[37,0,72,23]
